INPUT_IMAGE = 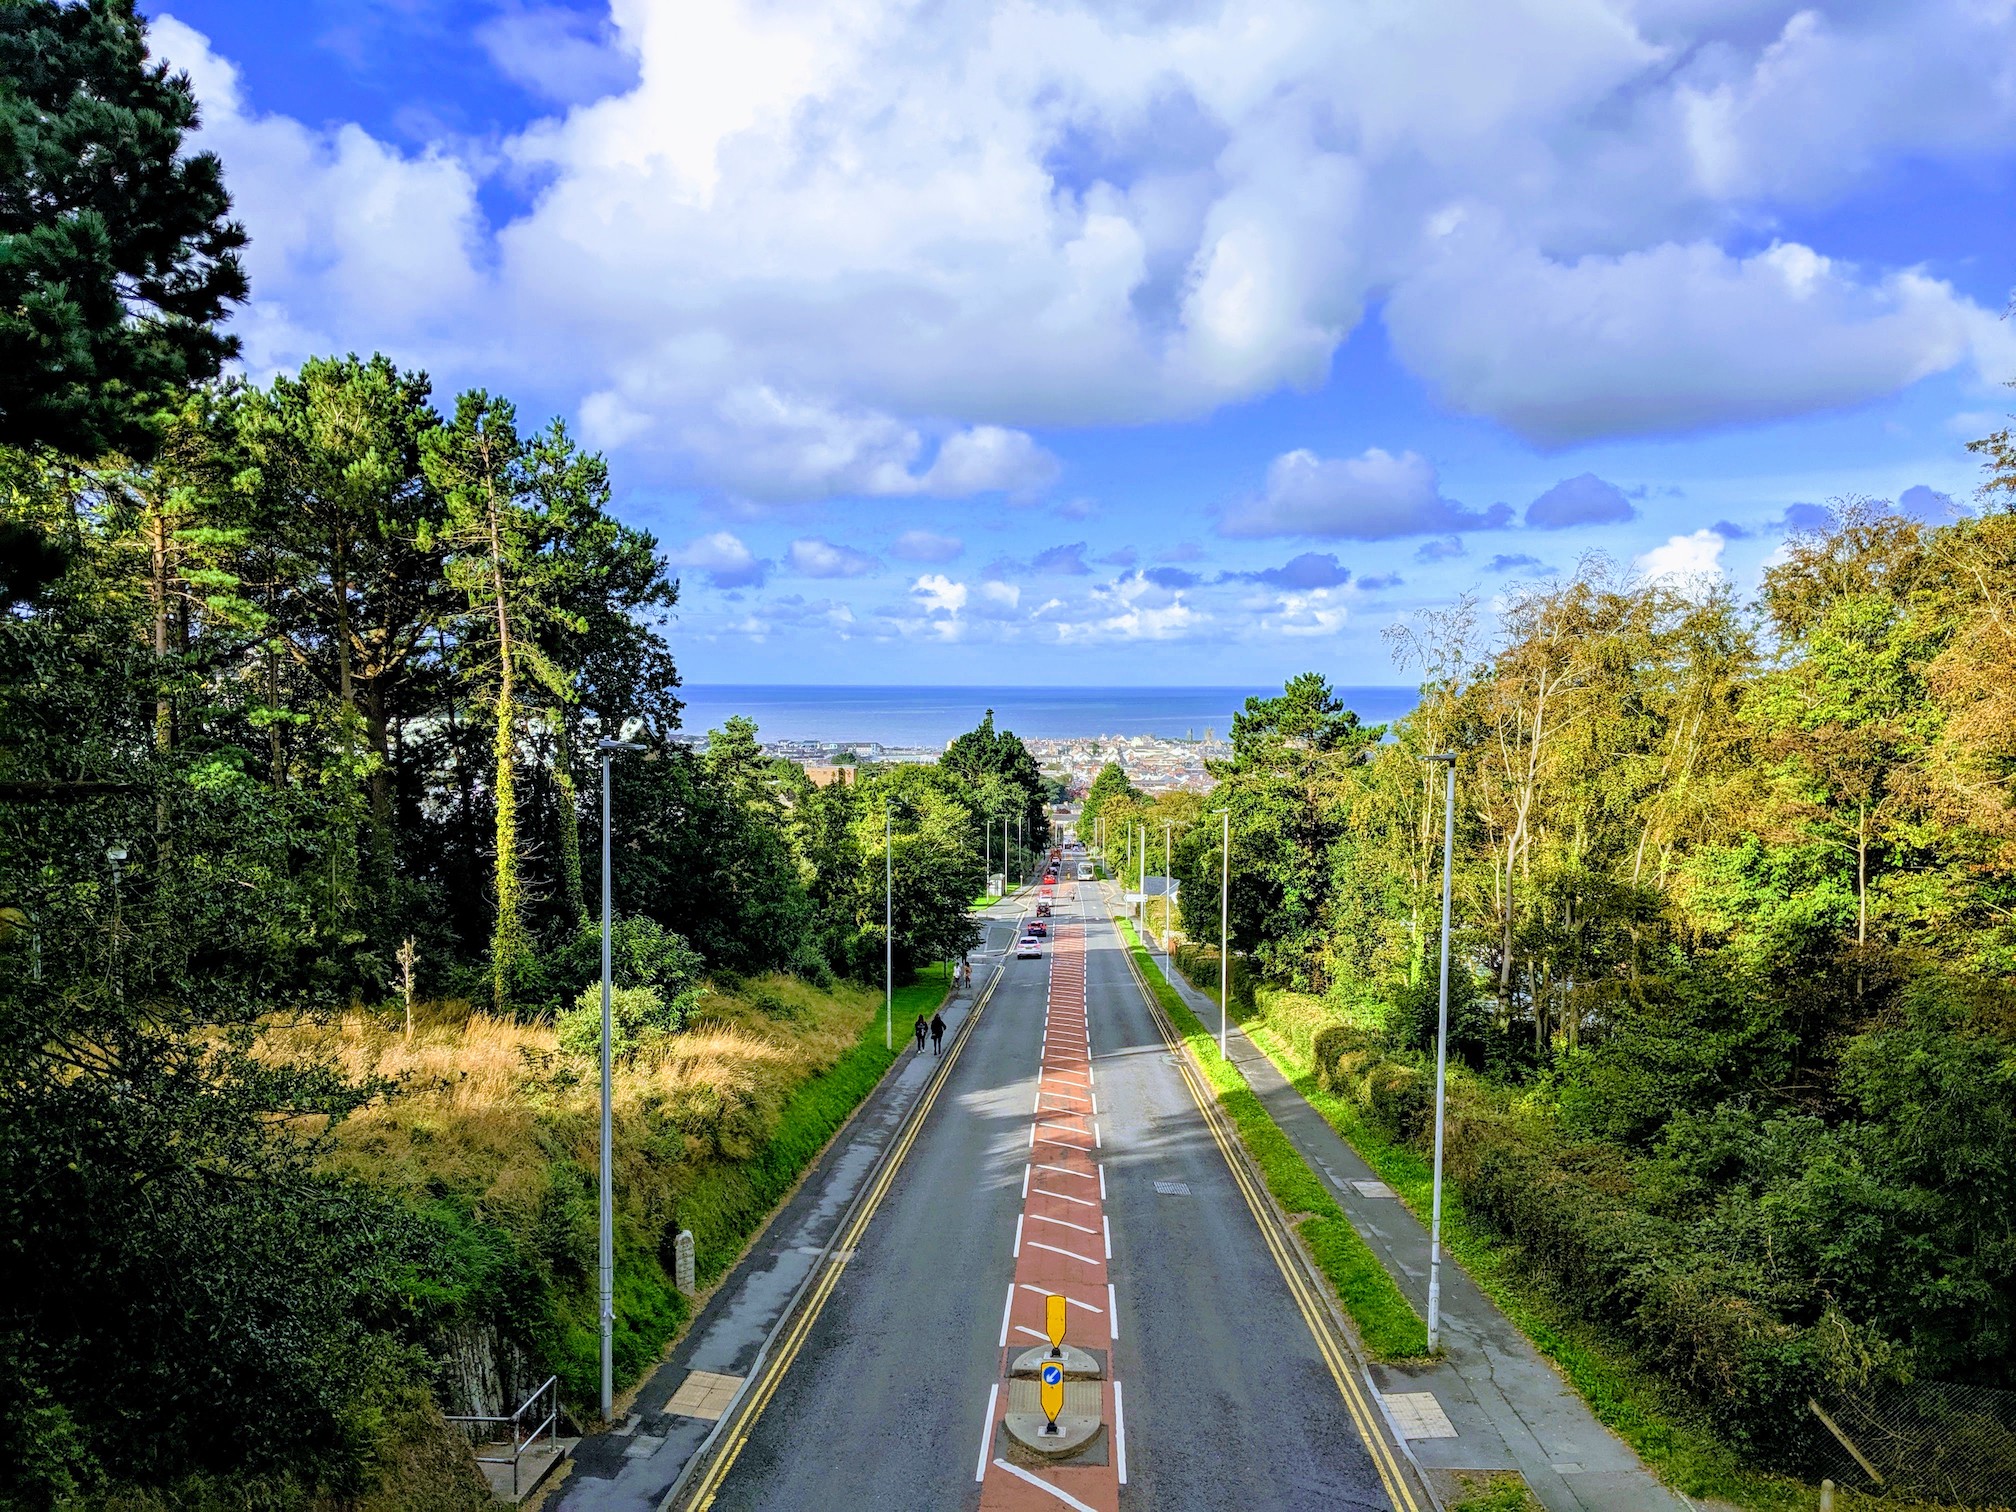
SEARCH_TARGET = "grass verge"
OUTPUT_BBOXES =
[1113,918,1428,1360]
[1232,1011,1833,1512]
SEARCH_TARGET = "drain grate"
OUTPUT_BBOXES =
[1154,1180,1191,1196]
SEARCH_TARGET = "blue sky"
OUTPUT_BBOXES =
[151,0,2016,686]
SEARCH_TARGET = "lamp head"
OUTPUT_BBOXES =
[597,739,646,755]
[105,844,128,865]
[1424,752,1457,765]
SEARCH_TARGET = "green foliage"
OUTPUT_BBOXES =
[0,0,248,459]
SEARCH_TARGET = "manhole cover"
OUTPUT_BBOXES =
[1154,1180,1191,1196]
[1351,1179,1396,1198]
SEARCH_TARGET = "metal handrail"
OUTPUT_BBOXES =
[447,1375,560,1498]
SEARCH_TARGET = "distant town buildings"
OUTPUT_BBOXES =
[684,726,1224,795]
[1023,734,1226,796]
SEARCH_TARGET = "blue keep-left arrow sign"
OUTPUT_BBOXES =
[1042,1363,1063,1385]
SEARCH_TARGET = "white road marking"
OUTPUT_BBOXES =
[1018,1283,1100,1313]
[1033,1187,1095,1207]
[1109,1282,1119,1336]
[1015,1323,1049,1342]
[992,1456,1100,1512]
[1103,1216,1112,1258]
[1039,1089,1091,1106]
[1027,1124,1036,1148]
[1087,1064,1095,1086]
[1098,1164,1107,1201]
[1091,1091,1099,1115]
[1013,1214,1024,1257]
[1092,1120,1101,1148]
[1027,1239,1100,1266]
[1114,1381,1128,1484]
[1037,1136,1091,1153]
[998,1285,1014,1347]
[1021,1164,1031,1199]
[1030,1212,1099,1236]
[1036,1163,1093,1181]
[975,1385,1000,1482]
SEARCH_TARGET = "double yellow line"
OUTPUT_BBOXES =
[1117,931,1425,1512]
[675,964,1005,1511]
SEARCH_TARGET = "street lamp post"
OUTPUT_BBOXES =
[105,843,127,999]
[885,805,893,1051]
[1162,819,1173,960]
[1213,808,1230,1060]
[1424,752,1457,1352]
[596,738,644,1421]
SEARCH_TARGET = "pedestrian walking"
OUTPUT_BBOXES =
[929,1011,947,1056]
[913,1015,928,1054]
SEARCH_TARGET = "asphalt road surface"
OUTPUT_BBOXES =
[702,882,1397,1511]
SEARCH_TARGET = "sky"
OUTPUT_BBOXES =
[146,0,2016,687]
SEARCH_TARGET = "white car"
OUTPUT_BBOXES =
[1016,934,1043,959]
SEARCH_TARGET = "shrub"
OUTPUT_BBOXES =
[1170,941,1257,1014]
[555,983,697,1059]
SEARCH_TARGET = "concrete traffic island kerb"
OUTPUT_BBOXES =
[1002,1398,1103,1458]
[1009,1343,1102,1380]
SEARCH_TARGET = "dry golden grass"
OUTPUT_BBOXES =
[258,973,884,1221]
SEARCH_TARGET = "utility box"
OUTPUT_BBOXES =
[674,1229,696,1296]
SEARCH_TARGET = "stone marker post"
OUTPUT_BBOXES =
[674,1229,696,1296]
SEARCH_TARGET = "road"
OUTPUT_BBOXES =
[692,881,1408,1511]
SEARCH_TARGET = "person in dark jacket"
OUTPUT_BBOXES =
[913,1014,929,1053]
[929,1011,947,1056]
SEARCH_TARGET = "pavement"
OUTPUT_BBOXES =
[1127,913,1693,1512]
[669,879,1411,1510]
[549,897,1028,1512]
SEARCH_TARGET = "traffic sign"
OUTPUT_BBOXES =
[1046,1293,1067,1351]
[1039,1359,1065,1427]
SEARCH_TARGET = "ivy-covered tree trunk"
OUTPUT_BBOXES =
[485,483,530,1012]
[553,712,585,927]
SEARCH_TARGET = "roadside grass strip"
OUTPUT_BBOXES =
[1235,1014,1849,1512]
[1114,919,1429,1360]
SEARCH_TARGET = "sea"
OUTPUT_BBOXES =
[673,685,1420,748]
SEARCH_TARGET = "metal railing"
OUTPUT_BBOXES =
[447,1375,560,1499]
[1809,1382,2016,1508]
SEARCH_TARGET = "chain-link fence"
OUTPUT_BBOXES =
[1808,1383,2016,1509]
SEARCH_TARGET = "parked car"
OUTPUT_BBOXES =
[1016,934,1043,959]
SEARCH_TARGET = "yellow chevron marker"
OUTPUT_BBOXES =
[1045,1293,1067,1353]
[1039,1358,1066,1431]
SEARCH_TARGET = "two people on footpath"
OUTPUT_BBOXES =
[912,1010,948,1056]
[913,1014,928,1053]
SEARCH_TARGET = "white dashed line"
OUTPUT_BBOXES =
[1114,1380,1128,1484]
[974,1384,999,1482]
[1103,1215,1112,1259]
[998,1285,1014,1347]
[1013,1214,1024,1257]
[1108,1282,1118,1336]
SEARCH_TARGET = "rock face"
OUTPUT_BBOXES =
[441,1324,538,1418]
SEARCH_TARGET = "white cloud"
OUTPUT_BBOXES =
[1221,448,1512,539]
[1635,528,1727,585]
[669,530,767,587]
[786,536,880,577]
[891,529,964,563]
[476,5,639,105]
[156,0,2016,496]
[150,16,486,377]
[910,574,967,616]
[1387,232,2004,446]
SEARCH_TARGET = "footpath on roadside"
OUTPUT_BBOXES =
[544,893,1030,1512]
[1125,918,1689,1512]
